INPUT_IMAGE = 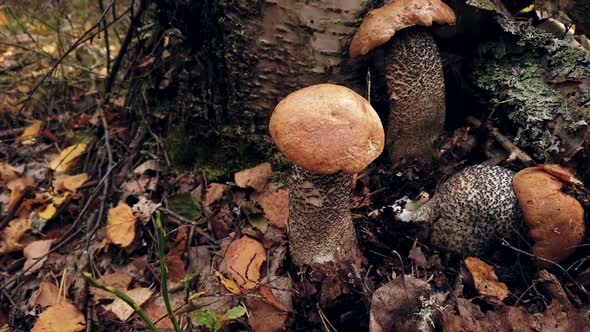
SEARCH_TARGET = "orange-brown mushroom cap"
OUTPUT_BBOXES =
[269,84,384,175]
[349,0,457,58]
[513,165,585,266]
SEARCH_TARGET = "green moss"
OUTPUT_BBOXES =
[471,19,588,161]
[167,124,279,179]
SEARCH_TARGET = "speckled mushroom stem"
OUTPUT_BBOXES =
[384,27,446,162]
[288,165,360,265]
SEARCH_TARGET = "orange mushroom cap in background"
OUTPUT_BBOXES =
[349,0,456,58]
[513,165,585,267]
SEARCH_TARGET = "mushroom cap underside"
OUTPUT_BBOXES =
[349,0,456,57]
[269,84,384,175]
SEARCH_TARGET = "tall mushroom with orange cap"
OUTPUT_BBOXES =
[350,0,456,162]
[269,84,384,265]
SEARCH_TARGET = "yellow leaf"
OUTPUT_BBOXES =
[0,162,21,183]
[37,193,70,220]
[53,173,88,192]
[215,271,241,294]
[518,4,535,13]
[31,302,85,332]
[49,144,87,172]
[106,203,137,247]
[17,120,42,145]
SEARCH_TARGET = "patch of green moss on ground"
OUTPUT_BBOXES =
[167,124,279,179]
[472,19,588,161]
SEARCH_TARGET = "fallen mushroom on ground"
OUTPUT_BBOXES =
[350,0,456,162]
[388,164,585,262]
[268,84,384,265]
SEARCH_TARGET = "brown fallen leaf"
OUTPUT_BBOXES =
[52,173,88,193]
[106,203,137,247]
[90,272,133,302]
[234,163,272,192]
[35,282,61,308]
[224,237,267,289]
[259,189,289,229]
[143,291,184,329]
[104,287,153,321]
[31,302,86,332]
[369,275,433,332]
[245,286,290,332]
[204,183,228,209]
[0,161,22,183]
[23,239,54,274]
[0,217,31,254]
[464,257,509,303]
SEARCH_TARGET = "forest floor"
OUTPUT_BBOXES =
[1,2,590,332]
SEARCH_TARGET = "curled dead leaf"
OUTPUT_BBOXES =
[464,257,509,303]
[234,163,272,192]
[106,203,137,247]
[0,217,32,254]
[224,236,267,289]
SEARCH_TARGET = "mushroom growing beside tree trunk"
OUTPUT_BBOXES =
[350,0,456,162]
[269,84,384,265]
[395,165,522,255]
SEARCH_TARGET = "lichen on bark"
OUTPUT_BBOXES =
[471,18,589,161]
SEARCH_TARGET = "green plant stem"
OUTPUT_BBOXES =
[82,272,158,332]
[155,211,182,332]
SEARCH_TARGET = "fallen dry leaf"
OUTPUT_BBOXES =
[234,163,272,192]
[17,120,42,145]
[143,291,184,329]
[31,302,85,332]
[464,257,509,303]
[105,287,153,321]
[90,272,133,302]
[48,144,87,172]
[245,286,290,332]
[131,197,161,223]
[37,193,70,221]
[369,275,432,332]
[259,190,289,229]
[204,183,227,209]
[35,282,61,307]
[0,217,32,254]
[0,161,22,183]
[52,173,88,192]
[106,203,137,247]
[224,236,267,289]
[23,239,54,274]
[215,271,242,295]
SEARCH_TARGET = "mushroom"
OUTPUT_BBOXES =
[269,84,384,265]
[395,165,521,255]
[349,0,456,162]
[513,164,585,266]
